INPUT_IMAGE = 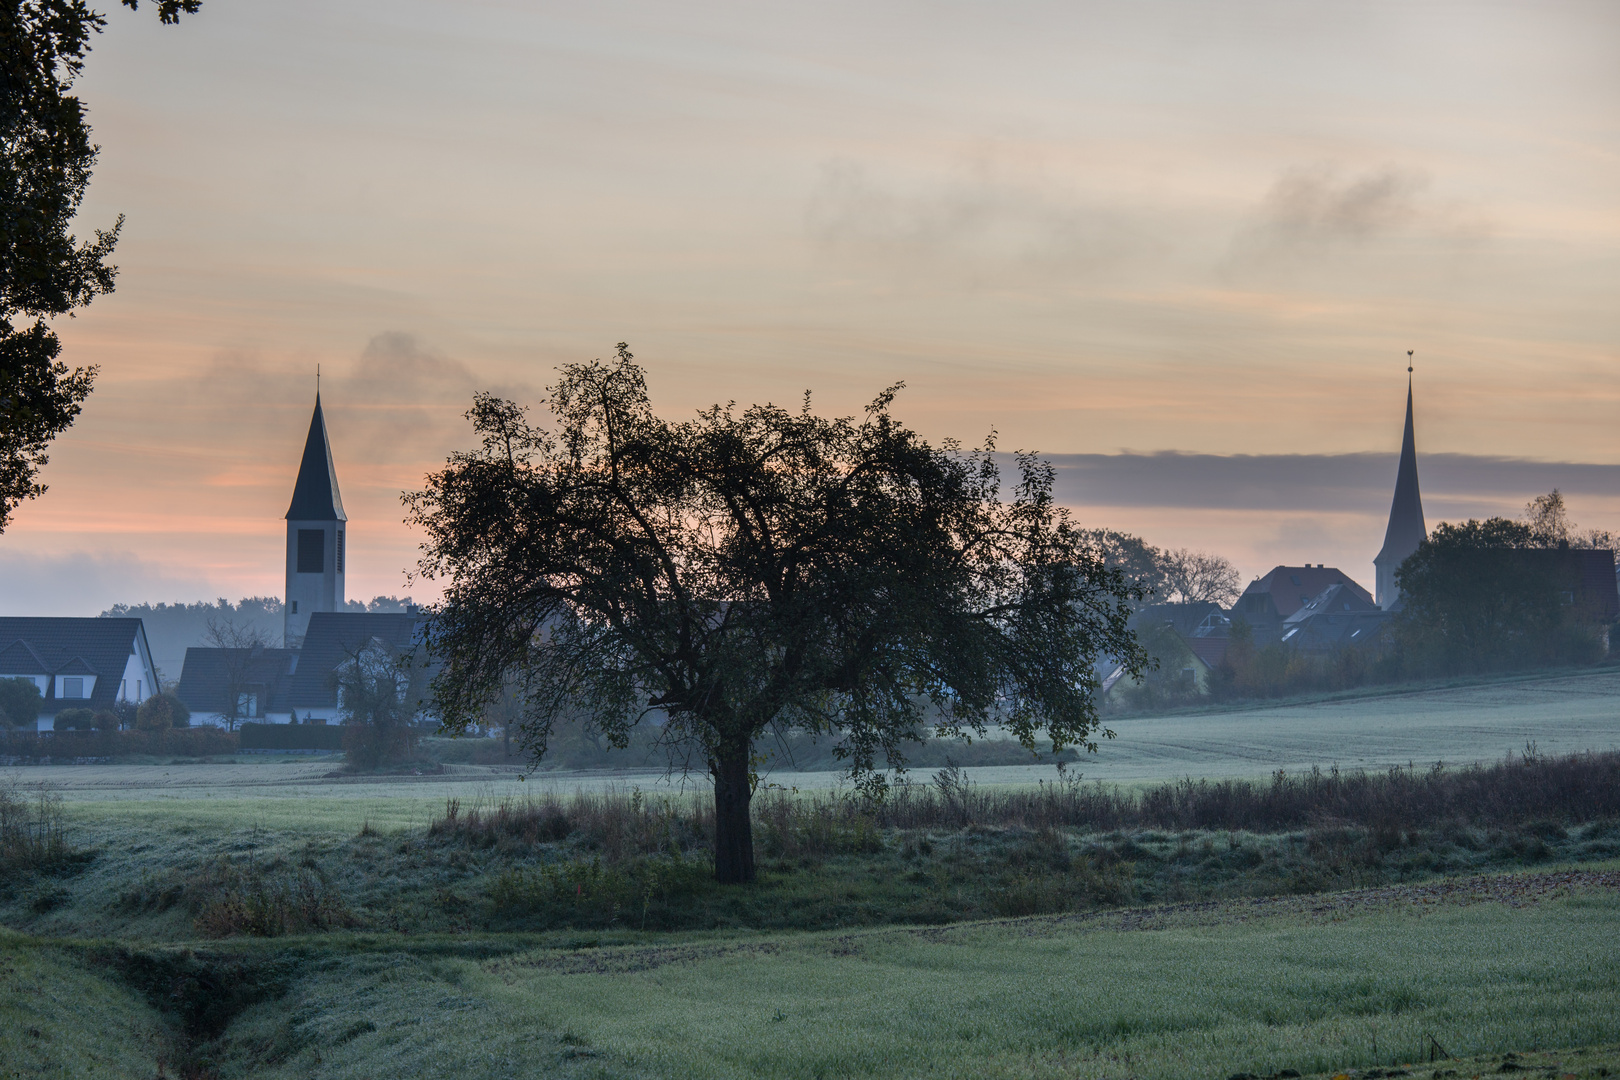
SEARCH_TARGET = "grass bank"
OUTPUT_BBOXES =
[3,872,1618,1079]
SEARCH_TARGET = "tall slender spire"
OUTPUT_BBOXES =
[285,393,346,522]
[1374,357,1426,609]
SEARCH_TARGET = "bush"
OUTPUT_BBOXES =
[51,707,95,731]
[136,692,190,731]
[0,676,42,730]
[92,709,119,731]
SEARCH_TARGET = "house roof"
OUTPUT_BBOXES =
[1283,583,1380,626]
[288,612,427,709]
[1184,636,1230,668]
[1376,376,1426,570]
[1279,608,1393,652]
[285,394,347,522]
[1238,566,1375,620]
[1128,601,1224,638]
[0,617,156,713]
[176,647,298,717]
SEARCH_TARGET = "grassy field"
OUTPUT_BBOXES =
[3,872,1619,1079]
[4,674,1620,1078]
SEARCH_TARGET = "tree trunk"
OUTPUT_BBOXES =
[712,744,756,884]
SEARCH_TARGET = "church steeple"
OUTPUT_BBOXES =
[1374,358,1426,609]
[284,392,347,645]
[285,393,346,522]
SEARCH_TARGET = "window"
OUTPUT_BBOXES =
[1289,575,1301,586]
[63,676,83,698]
[291,601,298,614]
[297,529,325,573]
[337,529,345,573]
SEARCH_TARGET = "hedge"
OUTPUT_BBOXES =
[239,723,346,750]
[0,727,239,758]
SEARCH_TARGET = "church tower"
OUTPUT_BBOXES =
[1374,362,1426,609]
[284,393,346,645]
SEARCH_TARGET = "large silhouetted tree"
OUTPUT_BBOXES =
[407,346,1148,883]
[0,0,196,531]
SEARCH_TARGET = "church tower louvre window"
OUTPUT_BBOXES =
[284,389,347,645]
[1373,354,1427,610]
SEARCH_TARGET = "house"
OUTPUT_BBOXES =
[175,646,298,727]
[1233,565,1375,643]
[0,617,161,730]
[286,611,430,723]
[1278,583,1392,652]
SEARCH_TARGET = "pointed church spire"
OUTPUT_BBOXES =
[1374,356,1426,608]
[285,393,347,522]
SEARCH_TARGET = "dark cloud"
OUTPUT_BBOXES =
[1039,451,1620,514]
[1259,166,1427,242]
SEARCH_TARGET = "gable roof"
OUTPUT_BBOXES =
[1283,583,1380,626]
[0,638,47,675]
[1238,566,1374,620]
[288,612,427,709]
[285,394,347,521]
[0,617,157,713]
[176,647,298,717]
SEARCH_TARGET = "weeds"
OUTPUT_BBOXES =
[0,780,91,876]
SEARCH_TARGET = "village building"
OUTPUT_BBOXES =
[0,617,161,730]
[177,393,430,727]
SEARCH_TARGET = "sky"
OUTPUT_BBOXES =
[2,0,1618,615]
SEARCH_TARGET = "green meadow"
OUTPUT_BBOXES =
[4,682,1620,1078]
[4,880,1619,1079]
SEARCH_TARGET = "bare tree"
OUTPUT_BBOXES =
[1157,548,1243,606]
[204,616,269,730]
[1524,489,1618,550]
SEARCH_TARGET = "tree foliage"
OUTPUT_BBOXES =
[0,675,40,727]
[0,0,194,530]
[408,347,1148,883]
[134,690,188,730]
[1394,517,1605,675]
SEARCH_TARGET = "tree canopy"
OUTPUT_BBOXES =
[1394,516,1607,675]
[0,0,195,531]
[408,347,1148,883]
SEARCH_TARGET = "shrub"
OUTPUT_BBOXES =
[52,707,95,731]
[0,677,42,730]
[136,692,190,731]
[91,709,119,731]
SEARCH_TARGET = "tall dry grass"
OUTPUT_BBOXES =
[426,748,1620,862]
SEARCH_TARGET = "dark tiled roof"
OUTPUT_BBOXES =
[1128,601,1224,638]
[288,612,427,709]
[1279,609,1392,652]
[285,395,347,521]
[1283,583,1380,625]
[0,617,154,713]
[1238,565,1375,620]
[176,647,297,717]
[1185,636,1230,667]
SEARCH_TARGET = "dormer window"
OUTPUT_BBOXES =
[63,676,83,698]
